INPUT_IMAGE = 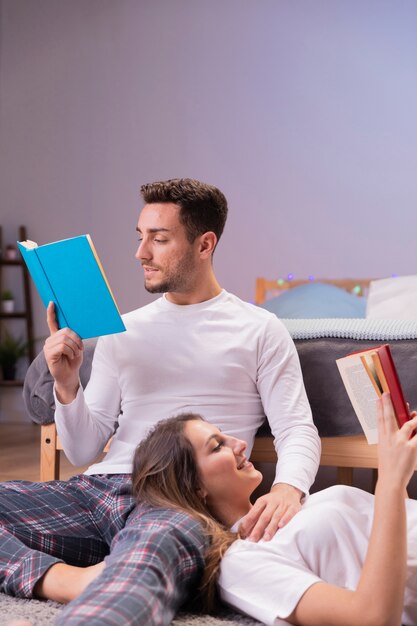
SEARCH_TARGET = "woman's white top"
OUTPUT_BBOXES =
[219,485,417,626]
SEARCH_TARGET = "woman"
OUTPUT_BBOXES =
[132,394,417,626]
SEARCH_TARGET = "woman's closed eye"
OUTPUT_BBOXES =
[212,440,225,453]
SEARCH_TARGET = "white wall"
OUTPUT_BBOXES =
[1,0,417,342]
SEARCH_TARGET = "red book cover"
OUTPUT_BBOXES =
[336,343,411,443]
[377,344,410,427]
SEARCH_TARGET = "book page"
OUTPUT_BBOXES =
[360,353,383,397]
[371,353,389,394]
[336,355,379,444]
[86,234,120,312]
[19,240,38,249]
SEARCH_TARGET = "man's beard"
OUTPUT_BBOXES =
[143,249,195,294]
[145,277,184,294]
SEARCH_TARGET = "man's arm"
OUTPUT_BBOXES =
[240,316,320,541]
[44,302,118,465]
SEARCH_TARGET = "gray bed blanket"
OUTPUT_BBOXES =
[22,319,417,435]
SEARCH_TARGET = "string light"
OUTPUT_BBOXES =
[272,276,396,295]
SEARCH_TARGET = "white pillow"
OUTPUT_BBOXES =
[366,276,417,319]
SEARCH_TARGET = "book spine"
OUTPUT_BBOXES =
[18,243,69,329]
[378,345,410,427]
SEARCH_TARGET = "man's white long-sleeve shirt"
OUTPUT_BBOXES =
[54,290,320,493]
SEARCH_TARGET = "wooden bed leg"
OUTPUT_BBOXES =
[371,469,378,493]
[336,466,353,486]
[40,423,60,482]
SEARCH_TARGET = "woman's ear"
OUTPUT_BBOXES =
[196,487,208,503]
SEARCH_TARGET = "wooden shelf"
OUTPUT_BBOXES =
[0,259,23,266]
[0,225,35,379]
[0,312,28,319]
[0,379,25,387]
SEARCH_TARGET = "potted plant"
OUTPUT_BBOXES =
[5,244,18,260]
[0,330,27,380]
[1,289,15,313]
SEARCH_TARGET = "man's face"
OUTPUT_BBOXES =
[135,203,199,295]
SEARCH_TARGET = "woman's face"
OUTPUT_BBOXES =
[184,420,262,517]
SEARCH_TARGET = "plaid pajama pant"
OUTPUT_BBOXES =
[0,474,206,625]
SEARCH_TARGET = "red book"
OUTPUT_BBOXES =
[336,344,410,444]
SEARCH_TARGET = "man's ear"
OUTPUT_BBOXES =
[198,231,217,258]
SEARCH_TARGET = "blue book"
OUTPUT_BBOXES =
[18,234,126,339]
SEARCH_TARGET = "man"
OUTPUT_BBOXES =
[0,179,320,624]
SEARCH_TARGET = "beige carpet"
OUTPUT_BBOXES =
[0,593,263,625]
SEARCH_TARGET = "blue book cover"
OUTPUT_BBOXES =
[18,235,126,339]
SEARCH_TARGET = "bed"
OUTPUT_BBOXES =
[24,276,417,483]
[252,276,417,484]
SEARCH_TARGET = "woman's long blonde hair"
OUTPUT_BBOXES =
[132,413,237,611]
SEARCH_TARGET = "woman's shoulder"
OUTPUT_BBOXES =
[304,485,374,510]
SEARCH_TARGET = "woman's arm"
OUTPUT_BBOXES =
[290,394,417,626]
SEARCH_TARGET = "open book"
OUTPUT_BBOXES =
[18,234,126,339]
[336,344,410,444]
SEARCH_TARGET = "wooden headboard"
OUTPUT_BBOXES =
[255,277,372,306]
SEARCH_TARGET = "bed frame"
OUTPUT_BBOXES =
[255,277,372,305]
[40,422,379,483]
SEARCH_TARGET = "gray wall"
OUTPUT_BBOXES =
[1,0,417,342]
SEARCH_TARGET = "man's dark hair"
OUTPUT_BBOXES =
[140,178,228,245]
